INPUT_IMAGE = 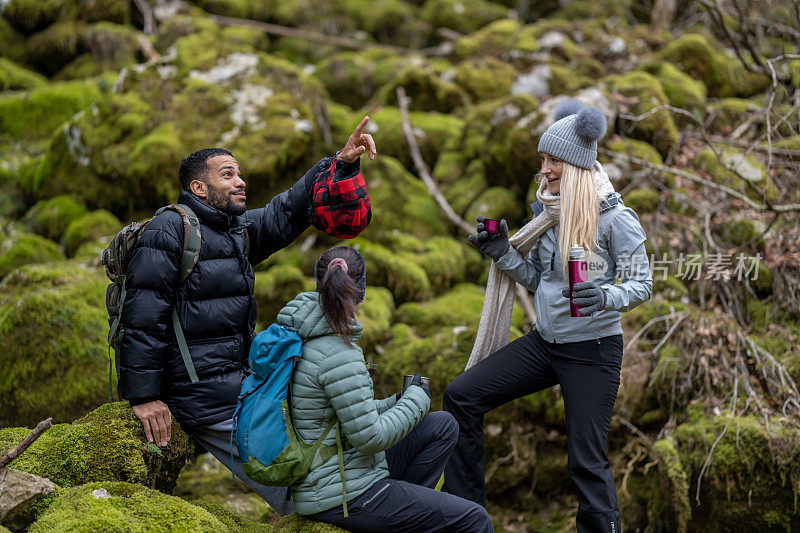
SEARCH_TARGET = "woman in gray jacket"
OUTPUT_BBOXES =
[282,245,493,532]
[444,101,652,533]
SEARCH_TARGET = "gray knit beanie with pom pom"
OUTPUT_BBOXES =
[537,99,607,169]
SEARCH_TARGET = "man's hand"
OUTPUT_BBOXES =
[132,400,173,447]
[339,116,377,163]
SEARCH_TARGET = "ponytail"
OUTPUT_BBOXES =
[315,246,366,346]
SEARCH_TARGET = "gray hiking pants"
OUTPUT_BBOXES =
[189,419,294,516]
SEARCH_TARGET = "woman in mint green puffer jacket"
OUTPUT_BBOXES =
[279,245,494,533]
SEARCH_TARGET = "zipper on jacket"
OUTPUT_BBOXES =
[361,482,390,508]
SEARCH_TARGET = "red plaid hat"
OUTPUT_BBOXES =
[311,158,372,239]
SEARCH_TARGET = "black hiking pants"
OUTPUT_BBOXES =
[443,328,623,533]
[308,411,494,532]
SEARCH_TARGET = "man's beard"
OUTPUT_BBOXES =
[208,187,246,216]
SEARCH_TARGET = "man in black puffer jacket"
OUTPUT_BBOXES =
[118,118,376,515]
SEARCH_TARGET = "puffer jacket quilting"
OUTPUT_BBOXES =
[277,292,430,515]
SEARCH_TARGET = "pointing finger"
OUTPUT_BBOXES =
[352,115,369,138]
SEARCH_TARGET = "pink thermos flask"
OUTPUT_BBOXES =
[568,245,589,317]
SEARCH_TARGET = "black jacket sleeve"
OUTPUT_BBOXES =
[245,158,329,266]
[117,213,182,403]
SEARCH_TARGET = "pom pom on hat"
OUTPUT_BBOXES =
[574,107,607,142]
[553,99,584,122]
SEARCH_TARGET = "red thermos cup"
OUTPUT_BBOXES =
[568,245,589,317]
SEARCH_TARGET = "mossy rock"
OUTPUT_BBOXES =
[719,217,761,247]
[639,61,707,115]
[174,453,276,524]
[548,63,593,95]
[62,209,120,257]
[441,158,488,218]
[660,33,770,98]
[465,186,523,228]
[0,57,47,91]
[0,261,109,426]
[603,136,665,179]
[453,57,517,103]
[329,106,462,175]
[671,415,800,530]
[420,0,508,34]
[254,264,317,327]
[452,19,539,65]
[26,481,267,532]
[274,513,348,532]
[314,48,407,109]
[353,155,447,240]
[23,195,88,240]
[0,231,64,279]
[0,79,103,143]
[395,282,524,338]
[624,188,660,214]
[456,94,543,192]
[694,146,776,202]
[348,238,430,303]
[708,98,759,135]
[25,21,141,77]
[0,0,70,34]
[603,71,679,157]
[374,65,468,113]
[0,403,193,492]
[356,285,394,353]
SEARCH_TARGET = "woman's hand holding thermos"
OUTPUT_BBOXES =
[562,281,605,316]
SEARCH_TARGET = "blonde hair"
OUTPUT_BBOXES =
[557,162,605,278]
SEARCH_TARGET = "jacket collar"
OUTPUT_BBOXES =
[177,190,250,231]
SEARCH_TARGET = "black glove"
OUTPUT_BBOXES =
[468,216,510,261]
[407,372,431,399]
[562,281,606,316]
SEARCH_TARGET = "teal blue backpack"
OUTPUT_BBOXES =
[233,324,350,516]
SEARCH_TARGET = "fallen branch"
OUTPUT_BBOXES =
[133,0,155,35]
[209,15,444,56]
[0,418,52,469]
[397,86,539,326]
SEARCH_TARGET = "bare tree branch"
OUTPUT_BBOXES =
[0,418,52,469]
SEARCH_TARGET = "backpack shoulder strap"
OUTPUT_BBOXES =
[155,204,202,284]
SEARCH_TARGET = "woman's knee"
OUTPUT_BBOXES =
[427,410,459,443]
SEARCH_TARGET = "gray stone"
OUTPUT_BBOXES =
[511,65,551,98]
[0,468,57,531]
[721,152,765,182]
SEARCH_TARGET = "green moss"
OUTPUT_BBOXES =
[356,285,395,353]
[719,217,760,246]
[665,186,696,216]
[354,155,447,240]
[0,261,109,426]
[25,21,141,77]
[1,0,71,34]
[420,0,508,34]
[188,500,273,532]
[0,403,193,492]
[348,239,430,303]
[709,98,759,134]
[62,209,120,257]
[547,63,592,95]
[671,415,800,530]
[603,71,679,156]
[465,186,523,228]
[453,19,538,62]
[442,158,488,217]
[0,79,102,142]
[314,48,406,109]
[640,61,707,113]
[274,512,348,532]
[457,94,542,192]
[254,264,316,327]
[694,146,776,202]
[624,188,660,214]
[0,231,64,279]
[374,65,468,113]
[0,57,47,91]
[220,25,270,52]
[661,33,770,98]
[23,195,88,240]
[653,438,691,531]
[453,57,518,103]
[27,482,238,532]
